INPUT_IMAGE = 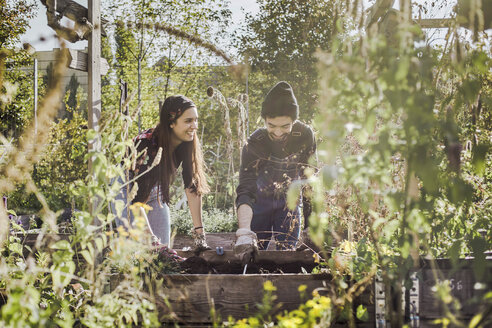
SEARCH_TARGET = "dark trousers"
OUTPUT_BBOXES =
[250,194,301,250]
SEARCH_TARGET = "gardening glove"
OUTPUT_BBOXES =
[151,241,186,263]
[157,245,186,263]
[234,228,258,264]
[191,228,212,254]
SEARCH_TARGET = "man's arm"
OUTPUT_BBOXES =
[235,141,263,262]
[236,138,264,210]
[237,203,253,230]
[235,203,258,263]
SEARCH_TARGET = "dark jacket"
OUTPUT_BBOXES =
[235,121,316,209]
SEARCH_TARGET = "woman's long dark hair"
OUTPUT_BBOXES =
[154,95,209,204]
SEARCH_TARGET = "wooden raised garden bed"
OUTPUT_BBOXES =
[12,231,492,327]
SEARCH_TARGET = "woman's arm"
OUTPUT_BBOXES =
[185,188,211,252]
[185,188,204,232]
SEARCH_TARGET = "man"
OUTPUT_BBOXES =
[234,81,316,262]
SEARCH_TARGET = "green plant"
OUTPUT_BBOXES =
[225,281,334,328]
[301,1,491,326]
[171,206,237,234]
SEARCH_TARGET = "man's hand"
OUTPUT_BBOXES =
[234,228,258,263]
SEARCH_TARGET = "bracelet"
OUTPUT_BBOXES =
[193,226,203,230]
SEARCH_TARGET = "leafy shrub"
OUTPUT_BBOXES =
[6,99,88,214]
[171,206,237,234]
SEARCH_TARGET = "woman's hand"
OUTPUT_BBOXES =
[152,242,186,263]
[191,227,212,254]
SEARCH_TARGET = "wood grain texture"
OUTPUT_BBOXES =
[172,233,235,250]
[40,0,108,26]
[158,274,374,324]
[67,49,109,75]
[418,267,488,318]
[416,18,454,28]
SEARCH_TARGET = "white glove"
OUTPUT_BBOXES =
[234,228,258,263]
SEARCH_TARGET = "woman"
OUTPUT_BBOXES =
[117,95,210,252]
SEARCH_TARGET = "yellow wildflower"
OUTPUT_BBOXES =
[263,280,277,292]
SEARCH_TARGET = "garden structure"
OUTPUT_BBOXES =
[12,231,491,327]
[1,0,491,327]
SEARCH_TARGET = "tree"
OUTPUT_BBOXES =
[65,74,80,115]
[0,0,36,49]
[238,0,338,121]
[0,0,37,138]
[307,2,491,325]
[103,0,232,131]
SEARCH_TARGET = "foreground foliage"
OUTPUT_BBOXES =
[0,0,490,327]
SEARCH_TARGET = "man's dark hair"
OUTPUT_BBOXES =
[261,81,299,120]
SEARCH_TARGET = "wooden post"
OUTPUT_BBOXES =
[33,58,38,135]
[246,69,249,136]
[88,0,101,218]
[137,56,142,132]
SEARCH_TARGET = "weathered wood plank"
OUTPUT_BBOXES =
[172,232,235,250]
[40,0,108,28]
[15,232,71,248]
[67,49,109,75]
[416,18,454,28]
[416,259,491,319]
[177,250,321,274]
[158,274,374,324]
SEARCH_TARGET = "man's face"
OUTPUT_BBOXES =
[265,116,294,142]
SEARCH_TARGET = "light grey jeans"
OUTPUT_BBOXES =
[111,178,171,245]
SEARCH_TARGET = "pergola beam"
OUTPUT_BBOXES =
[416,18,455,29]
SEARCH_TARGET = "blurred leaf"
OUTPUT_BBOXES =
[8,242,23,256]
[321,165,338,188]
[470,237,487,281]
[287,180,302,210]
[383,219,399,240]
[87,129,97,141]
[80,250,94,266]
[471,51,489,73]
[448,240,461,267]
[356,304,369,321]
[469,314,483,328]
[471,143,489,177]
[447,177,474,204]
[395,58,410,81]
[461,79,481,103]
[50,240,72,251]
[95,237,103,252]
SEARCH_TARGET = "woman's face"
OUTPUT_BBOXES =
[170,107,198,143]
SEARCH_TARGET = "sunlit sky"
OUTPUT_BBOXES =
[20,0,261,51]
[20,0,458,52]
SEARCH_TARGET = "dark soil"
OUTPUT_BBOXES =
[180,256,317,274]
